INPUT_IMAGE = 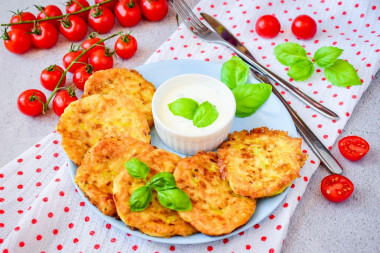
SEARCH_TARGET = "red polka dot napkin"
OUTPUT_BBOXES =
[1,1,379,252]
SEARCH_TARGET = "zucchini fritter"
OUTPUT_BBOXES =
[57,94,150,165]
[75,137,154,216]
[83,68,156,127]
[174,151,256,236]
[113,149,198,237]
[218,127,308,199]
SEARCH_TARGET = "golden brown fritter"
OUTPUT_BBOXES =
[57,94,150,165]
[218,127,308,199]
[83,68,156,127]
[113,149,198,237]
[173,151,256,236]
[75,137,154,216]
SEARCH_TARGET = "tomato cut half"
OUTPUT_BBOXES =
[321,175,354,202]
[338,136,369,161]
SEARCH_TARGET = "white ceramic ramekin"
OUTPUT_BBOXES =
[152,74,236,155]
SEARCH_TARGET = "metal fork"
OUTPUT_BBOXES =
[170,0,339,120]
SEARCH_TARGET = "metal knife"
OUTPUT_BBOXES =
[201,12,343,174]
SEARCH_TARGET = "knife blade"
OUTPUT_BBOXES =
[202,13,343,174]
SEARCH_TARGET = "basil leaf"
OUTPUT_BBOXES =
[129,186,152,212]
[221,56,249,89]
[168,98,199,120]
[232,83,272,118]
[192,101,219,128]
[150,172,177,191]
[324,59,361,87]
[274,42,308,66]
[288,59,315,81]
[314,46,343,68]
[157,188,192,211]
[125,158,150,179]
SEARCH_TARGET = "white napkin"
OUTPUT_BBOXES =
[1,0,379,252]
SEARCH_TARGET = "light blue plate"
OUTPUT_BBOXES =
[68,59,297,244]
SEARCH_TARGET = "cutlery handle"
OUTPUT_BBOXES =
[217,40,339,120]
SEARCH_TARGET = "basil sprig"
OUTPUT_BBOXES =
[221,56,272,118]
[168,98,219,128]
[125,158,192,212]
[274,42,361,86]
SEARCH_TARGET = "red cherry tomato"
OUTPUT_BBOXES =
[115,0,141,27]
[115,34,138,59]
[9,11,36,31]
[53,90,78,116]
[81,34,106,58]
[73,64,93,90]
[63,47,88,73]
[255,15,281,39]
[3,29,31,54]
[140,0,168,22]
[30,23,59,49]
[88,6,115,34]
[338,136,370,161]
[321,175,354,202]
[36,5,63,29]
[66,0,90,21]
[17,89,47,117]
[40,65,66,91]
[95,0,118,12]
[59,15,88,42]
[89,48,114,71]
[291,15,317,40]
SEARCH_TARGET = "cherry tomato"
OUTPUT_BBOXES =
[88,6,115,34]
[59,15,88,41]
[2,29,31,54]
[53,89,78,116]
[338,136,370,161]
[95,0,118,12]
[63,47,88,73]
[66,0,90,21]
[36,5,63,29]
[321,175,354,202]
[115,34,138,59]
[81,34,106,58]
[291,15,317,40]
[255,15,281,39]
[17,89,47,117]
[89,48,114,71]
[115,0,142,27]
[73,64,93,90]
[30,23,59,49]
[140,0,168,22]
[9,11,36,31]
[40,65,66,91]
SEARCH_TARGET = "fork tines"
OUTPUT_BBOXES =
[170,0,208,32]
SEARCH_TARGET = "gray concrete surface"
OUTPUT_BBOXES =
[1,0,379,252]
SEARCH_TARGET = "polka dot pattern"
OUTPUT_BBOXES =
[1,1,379,253]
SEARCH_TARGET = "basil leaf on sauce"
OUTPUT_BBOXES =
[192,101,219,128]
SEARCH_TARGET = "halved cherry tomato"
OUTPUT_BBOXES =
[17,89,47,117]
[63,46,88,73]
[338,136,370,161]
[255,15,281,39]
[9,11,36,31]
[95,0,118,12]
[321,175,354,202]
[30,23,59,49]
[88,6,115,34]
[2,29,31,54]
[115,0,141,27]
[36,5,63,29]
[60,15,88,42]
[81,33,106,58]
[291,15,317,40]
[53,89,78,116]
[73,64,93,90]
[89,48,114,71]
[66,0,90,21]
[40,65,66,91]
[140,0,168,22]
[115,34,138,59]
